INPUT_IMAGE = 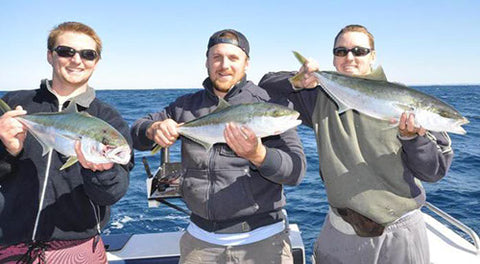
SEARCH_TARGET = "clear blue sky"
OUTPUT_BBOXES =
[0,0,478,90]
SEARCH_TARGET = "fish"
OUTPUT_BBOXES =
[0,99,131,170]
[152,99,301,153]
[291,51,469,134]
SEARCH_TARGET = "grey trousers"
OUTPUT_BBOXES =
[179,229,293,264]
[313,210,429,264]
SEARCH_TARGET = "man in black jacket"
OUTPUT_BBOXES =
[0,21,133,263]
[131,29,306,264]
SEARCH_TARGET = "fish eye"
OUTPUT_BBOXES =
[272,110,284,117]
[102,137,109,145]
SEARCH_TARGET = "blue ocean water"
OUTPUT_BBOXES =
[2,86,479,262]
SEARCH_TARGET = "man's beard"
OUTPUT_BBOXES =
[212,73,245,93]
[213,79,234,93]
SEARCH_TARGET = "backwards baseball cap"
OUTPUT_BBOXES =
[207,29,250,57]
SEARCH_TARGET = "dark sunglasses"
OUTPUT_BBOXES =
[333,46,371,57]
[52,45,99,61]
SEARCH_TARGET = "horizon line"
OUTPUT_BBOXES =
[1,84,480,92]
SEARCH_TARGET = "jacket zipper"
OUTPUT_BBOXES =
[89,200,102,249]
[206,146,216,221]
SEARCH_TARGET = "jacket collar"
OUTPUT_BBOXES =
[41,79,96,109]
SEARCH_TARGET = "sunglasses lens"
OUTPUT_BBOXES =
[352,47,370,56]
[333,47,348,57]
[80,50,98,61]
[55,46,75,57]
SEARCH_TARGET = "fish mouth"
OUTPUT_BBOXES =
[460,117,470,125]
[446,118,470,135]
[104,145,131,165]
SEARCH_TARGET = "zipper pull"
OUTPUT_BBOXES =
[93,234,100,252]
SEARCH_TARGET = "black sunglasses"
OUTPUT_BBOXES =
[52,45,99,61]
[333,46,371,57]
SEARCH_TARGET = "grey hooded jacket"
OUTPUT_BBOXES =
[131,77,306,228]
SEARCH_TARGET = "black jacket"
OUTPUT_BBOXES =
[131,77,306,227]
[0,80,133,245]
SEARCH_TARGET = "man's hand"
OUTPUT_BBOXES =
[396,112,426,138]
[289,58,320,89]
[0,106,27,156]
[75,141,113,172]
[224,122,266,167]
[146,119,180,148]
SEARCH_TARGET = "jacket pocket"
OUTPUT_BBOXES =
[181,169,210,218]
[219,146,238,157]
[211,169,259,220]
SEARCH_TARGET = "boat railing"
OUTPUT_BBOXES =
[424,201,480,253]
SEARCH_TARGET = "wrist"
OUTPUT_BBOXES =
[6,147,21,157]
[250,144,266,167]
[146,123,157,140]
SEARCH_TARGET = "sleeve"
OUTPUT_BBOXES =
[0,142,17,182]
[399,131,454,183]
[130,95,186,151]
[130,110,169,151]
[253,127,307,186]
[82,107,134,206]
[0,95,17,182]
[259,71,318,128]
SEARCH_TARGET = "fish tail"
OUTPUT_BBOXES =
[292,51,308,65]
[151,144,162,155]
[289,51,309,85]
[0,98,12,114]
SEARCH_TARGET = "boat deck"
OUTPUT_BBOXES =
[104,210,479,263]
[425,214,479,263]
[105,224,305,264]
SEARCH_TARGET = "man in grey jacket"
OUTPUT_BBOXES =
[259,24,453,264]
[131,29,306,264]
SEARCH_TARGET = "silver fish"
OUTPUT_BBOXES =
[292,51,469,134]
[0,99,131,170]
[153,99,301,152]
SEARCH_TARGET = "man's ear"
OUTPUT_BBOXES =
[47,50,53,65]
[370,50,377,65]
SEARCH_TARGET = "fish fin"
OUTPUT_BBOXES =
[394,103,414,112]
[212,97,230,113]
[151,144,162,155]
[26,129,54,156]
[330,97,352,114]
[0,99,12,114]
[60,156,78,170]
[355,66,388,81]
[41,145,53,156]
[337,104,352,114]
[63,100,79,113]
[182,134,213,151]
[191,137,213,151]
